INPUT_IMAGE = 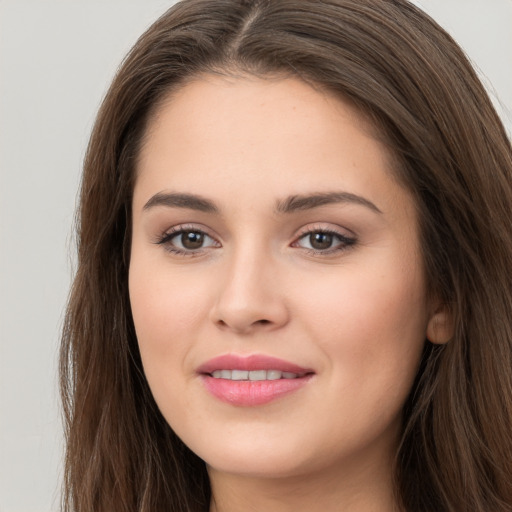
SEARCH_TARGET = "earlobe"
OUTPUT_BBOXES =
[426,305,453,344]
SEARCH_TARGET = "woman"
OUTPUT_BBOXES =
[60,0,512,510]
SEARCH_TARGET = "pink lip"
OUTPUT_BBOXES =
[197,354,314,407]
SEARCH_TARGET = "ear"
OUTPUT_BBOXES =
[426,303,453,344]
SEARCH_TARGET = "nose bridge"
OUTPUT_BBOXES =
[211,237,288,333]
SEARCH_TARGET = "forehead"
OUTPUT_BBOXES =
[134,75,411,219]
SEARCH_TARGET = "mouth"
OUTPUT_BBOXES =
[197,354,315,406]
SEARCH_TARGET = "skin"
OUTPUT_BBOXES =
[129,75,448,512]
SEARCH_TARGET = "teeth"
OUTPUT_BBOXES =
[231,370,249,380]
[211,370,301,380]
[249,370,267,381]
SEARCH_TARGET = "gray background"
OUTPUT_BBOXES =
[0,1,511,510]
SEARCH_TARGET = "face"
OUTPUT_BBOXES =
[129,75,436,481]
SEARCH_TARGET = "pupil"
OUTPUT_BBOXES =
[310,232,333,250]
[182,231,204,249]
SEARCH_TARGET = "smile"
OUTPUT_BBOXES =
[198,354,314,406]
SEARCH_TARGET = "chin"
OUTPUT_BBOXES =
[205,452,312,480]
[185,429,315,478]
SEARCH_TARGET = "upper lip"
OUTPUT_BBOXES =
[197,354,314,375]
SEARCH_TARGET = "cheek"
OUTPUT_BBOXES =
[128,262,213,430]
[299,272,427,452]
[128,258,210,375]
[295,256,428,392]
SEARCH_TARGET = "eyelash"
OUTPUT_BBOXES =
[155,224,219,257]
[292,227,357,255]
[155,224,357,257]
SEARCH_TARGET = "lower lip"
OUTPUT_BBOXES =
[201,375,312,406]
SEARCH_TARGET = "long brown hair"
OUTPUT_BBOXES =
[60,1,512,510]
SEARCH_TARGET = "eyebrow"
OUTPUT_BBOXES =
[142,190,382,215]
[275,192,382,215]
[143,192,219,213]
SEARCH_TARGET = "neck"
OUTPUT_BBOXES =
[208,452,401,512]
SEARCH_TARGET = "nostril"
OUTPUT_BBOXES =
[215,317,271,331]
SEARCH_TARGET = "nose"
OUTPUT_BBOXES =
[209,249,289,335]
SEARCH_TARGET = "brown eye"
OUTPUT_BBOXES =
[309,232,333,250]
[181,231,204,249]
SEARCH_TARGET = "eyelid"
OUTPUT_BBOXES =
[293,223,356,240]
